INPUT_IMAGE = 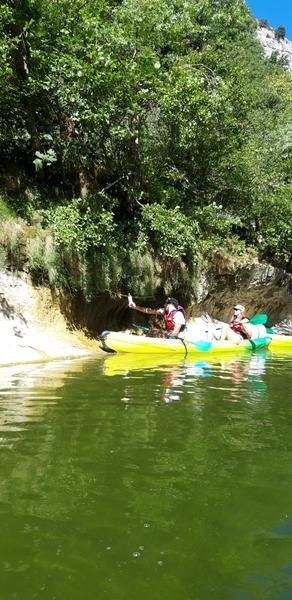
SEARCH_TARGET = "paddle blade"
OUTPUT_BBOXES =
[249,314,268,325]
[133,324,149,332]
[247,336,270,350]
[190,340,212,352]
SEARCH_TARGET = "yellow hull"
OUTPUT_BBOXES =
[269,334,292,349]
[100,331,270,355]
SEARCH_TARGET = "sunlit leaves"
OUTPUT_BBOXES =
[0,0,291,275]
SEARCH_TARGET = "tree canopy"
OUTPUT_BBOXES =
[0,0,291,299]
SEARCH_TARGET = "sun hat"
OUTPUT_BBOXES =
[233,304,245,312]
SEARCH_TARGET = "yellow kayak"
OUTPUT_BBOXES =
[100,331,271,355]
[268,334,292,350]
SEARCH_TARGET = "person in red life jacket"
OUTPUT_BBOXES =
[128,295,186,338]
[220,304,252,343]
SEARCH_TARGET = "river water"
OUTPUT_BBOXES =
[0,350,291,600]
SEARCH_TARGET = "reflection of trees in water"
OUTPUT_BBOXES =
[0,360,89,437]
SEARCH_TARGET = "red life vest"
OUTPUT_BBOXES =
[230,315,246,335]
[163,306,186,333]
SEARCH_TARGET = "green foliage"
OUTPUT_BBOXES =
[258,19,270,29]
[0,218,26,272]
[122,249,159,297]
[0,195,17,220]
[269,52,289,69]
[0,0,291,300]
[45,198,116,254]
[274,26,286,41]
[25,231,58,284]
[141,203,198,257]
[195,203,242,236]
[33,149,57,171]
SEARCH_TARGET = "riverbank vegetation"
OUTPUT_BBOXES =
[0,0,291,302]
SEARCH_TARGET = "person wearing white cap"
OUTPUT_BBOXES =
[220,304,252,342]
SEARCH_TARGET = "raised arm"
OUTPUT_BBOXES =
[128,304,162,316]
[128,294,162,316]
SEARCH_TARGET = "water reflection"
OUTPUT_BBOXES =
[0,359,92,441]
[103,351,270,404]
[273,517,292,538]
[0,353,291,599]
[239,564,292,600]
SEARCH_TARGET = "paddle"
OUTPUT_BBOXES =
[167,337,212,354]
[247,336,270,350]
[154,335,212,352]
[133,324,149,332]
[249,314,268,325]
[190,340,212,352]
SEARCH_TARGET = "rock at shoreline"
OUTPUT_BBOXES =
[0,270,97,367]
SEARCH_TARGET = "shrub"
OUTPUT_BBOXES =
[0,219,26,269]
[258,19,270,29]
[45,198,116,254]
[274,26,286,41]
[141,203,198,258]
[0,246,7,269]
[0,195,17,220]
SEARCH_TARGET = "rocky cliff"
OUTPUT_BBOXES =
[256,25,292,70]
[0,270,99,366]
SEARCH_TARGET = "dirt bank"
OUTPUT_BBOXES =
[0,270,101,367]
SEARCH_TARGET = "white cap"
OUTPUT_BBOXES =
[233,304,245,312]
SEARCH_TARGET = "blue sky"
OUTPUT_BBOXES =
[246,0,292,39]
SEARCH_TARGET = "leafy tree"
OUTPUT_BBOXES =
[0,0,291,298]
[258,19,270,29]
[269,51,289,68]
[274,26,286,41]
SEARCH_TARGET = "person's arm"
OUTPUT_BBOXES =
[169,311,186,338]
[170,323,181,338]
[239,320,252,339]
[129,304,161,316]
[128,294,162,316]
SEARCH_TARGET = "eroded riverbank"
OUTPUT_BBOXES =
[0,270,100,367]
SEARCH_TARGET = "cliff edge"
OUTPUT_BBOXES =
[257,25,292,70]
[0,270,99,367]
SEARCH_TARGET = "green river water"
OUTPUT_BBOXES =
[0,350,291,600]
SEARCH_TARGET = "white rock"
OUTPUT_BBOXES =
[256,26,292,70]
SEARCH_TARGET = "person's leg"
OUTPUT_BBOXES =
[220,324,229,341]
[212,326,223,340]
[220,325,241,343]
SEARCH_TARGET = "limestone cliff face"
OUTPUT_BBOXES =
[189,263,292,325]
[256,25,292,71]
